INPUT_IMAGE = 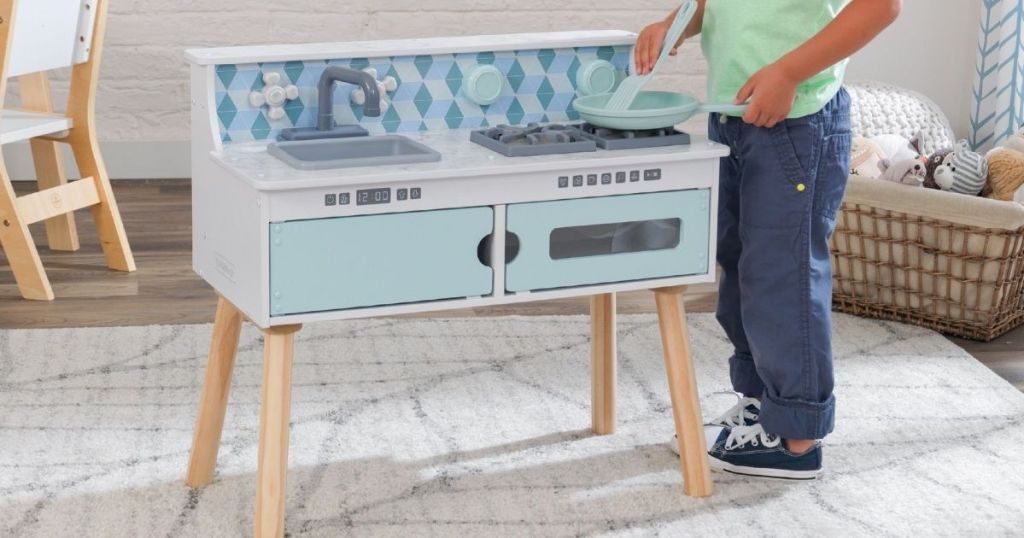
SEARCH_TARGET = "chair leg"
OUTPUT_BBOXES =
[186,297,244,488]
[255,324,301,538]
[29,139,80,251]
[18,72,79,252]
[67,133,135,272]
[0,159,54,300]
[653,286,713,497]
[591,293,616,435]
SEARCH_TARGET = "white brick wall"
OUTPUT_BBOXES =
[14,1,709,143]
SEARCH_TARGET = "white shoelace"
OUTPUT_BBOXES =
[724,424,781,450]
[707,392,761,428]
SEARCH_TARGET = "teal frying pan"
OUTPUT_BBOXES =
[573,91,747,130]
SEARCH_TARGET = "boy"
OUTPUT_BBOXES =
[637,0,901,479]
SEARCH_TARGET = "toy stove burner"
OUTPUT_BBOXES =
[470,123,596,157]
[486,123,578,145]
[575,123,691,150]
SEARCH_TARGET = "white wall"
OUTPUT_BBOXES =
[3,0,981,179]
[847,0,981,138]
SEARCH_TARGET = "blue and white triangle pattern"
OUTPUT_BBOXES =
[214,46,631,143]
[971,0,1024,152]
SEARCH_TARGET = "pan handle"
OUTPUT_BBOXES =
[698,103,749,115]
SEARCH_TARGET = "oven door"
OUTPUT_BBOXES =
[505,190,710,292]
[269,207,493,316]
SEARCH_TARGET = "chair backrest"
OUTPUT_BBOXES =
[3,0,98,78]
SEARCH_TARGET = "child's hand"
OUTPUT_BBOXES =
[735,63,799,128]
[634,20,679,75]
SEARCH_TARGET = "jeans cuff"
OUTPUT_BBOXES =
[728,353,765,398]
[759,392,836,440]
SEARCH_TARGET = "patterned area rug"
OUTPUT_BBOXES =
[1,313,1022,537]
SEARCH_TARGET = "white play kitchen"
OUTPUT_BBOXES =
[185,28,728,537]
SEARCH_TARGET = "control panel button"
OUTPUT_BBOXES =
[339,193,350,205]
[396,188,408,200]
[629,170,640,182]
[644,168,662,181]
[410,187,421,199]
[587,174,598,186]
[573,175,584,187]
[324,193,337,206]
[558,176,569,188]
[601,173,612,185]
[615,172,626,183]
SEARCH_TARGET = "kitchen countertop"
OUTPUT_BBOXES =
[212,128,730,192]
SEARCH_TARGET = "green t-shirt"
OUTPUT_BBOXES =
[701,0,850,118]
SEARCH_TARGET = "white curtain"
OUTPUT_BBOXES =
[970,0,1024,152]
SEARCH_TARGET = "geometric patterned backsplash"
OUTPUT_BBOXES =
[214,45,631,142]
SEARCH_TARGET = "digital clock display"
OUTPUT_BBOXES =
[356,188,391,205]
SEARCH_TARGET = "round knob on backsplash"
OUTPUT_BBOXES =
[382,76,398,92]
[248,72,299,122]
[463,64,504,106]
[576,59,618,96]
[265,85,287,107]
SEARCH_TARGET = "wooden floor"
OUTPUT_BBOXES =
[1,180,1021,391]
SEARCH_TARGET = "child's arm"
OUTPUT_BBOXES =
[738,0,902,127]
[634,0,706,75]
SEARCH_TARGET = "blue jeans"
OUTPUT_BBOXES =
[709,88,851,440]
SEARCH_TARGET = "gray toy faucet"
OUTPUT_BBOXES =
[275,66,381,141]
[318,66,381,130]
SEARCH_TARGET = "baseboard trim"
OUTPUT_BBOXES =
[2,140,190,180]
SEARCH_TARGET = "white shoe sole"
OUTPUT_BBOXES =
[708,454,823,481]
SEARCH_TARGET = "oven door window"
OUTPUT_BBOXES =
[549,218,682,260]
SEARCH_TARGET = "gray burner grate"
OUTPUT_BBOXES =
[470,123,597,157]
[574,123,691,150]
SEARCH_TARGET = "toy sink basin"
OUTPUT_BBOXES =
[268,135,442,170]
[573,91,747,131]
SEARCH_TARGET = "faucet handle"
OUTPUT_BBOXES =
[351,87,366,106]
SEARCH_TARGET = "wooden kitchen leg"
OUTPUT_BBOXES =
[255,323,301,538]
[653,286,713,497]
[590,293,616,435]
[186,297,244,487]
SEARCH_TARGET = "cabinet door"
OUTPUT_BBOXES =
[269,207,493,315]
[506,190,710,292]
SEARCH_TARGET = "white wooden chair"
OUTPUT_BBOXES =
[0,0,134,301]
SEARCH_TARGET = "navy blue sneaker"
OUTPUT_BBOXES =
[707,424,823,480]
[670,395,760,456]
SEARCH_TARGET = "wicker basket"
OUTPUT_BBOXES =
[830,177,1024,341]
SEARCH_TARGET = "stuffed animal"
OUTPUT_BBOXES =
[983,147,1024,201]
[871,133,923,163]
[934,140,989,196]
[850,137,886,178]
[923,148,952,190]
[877,158,926,187]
